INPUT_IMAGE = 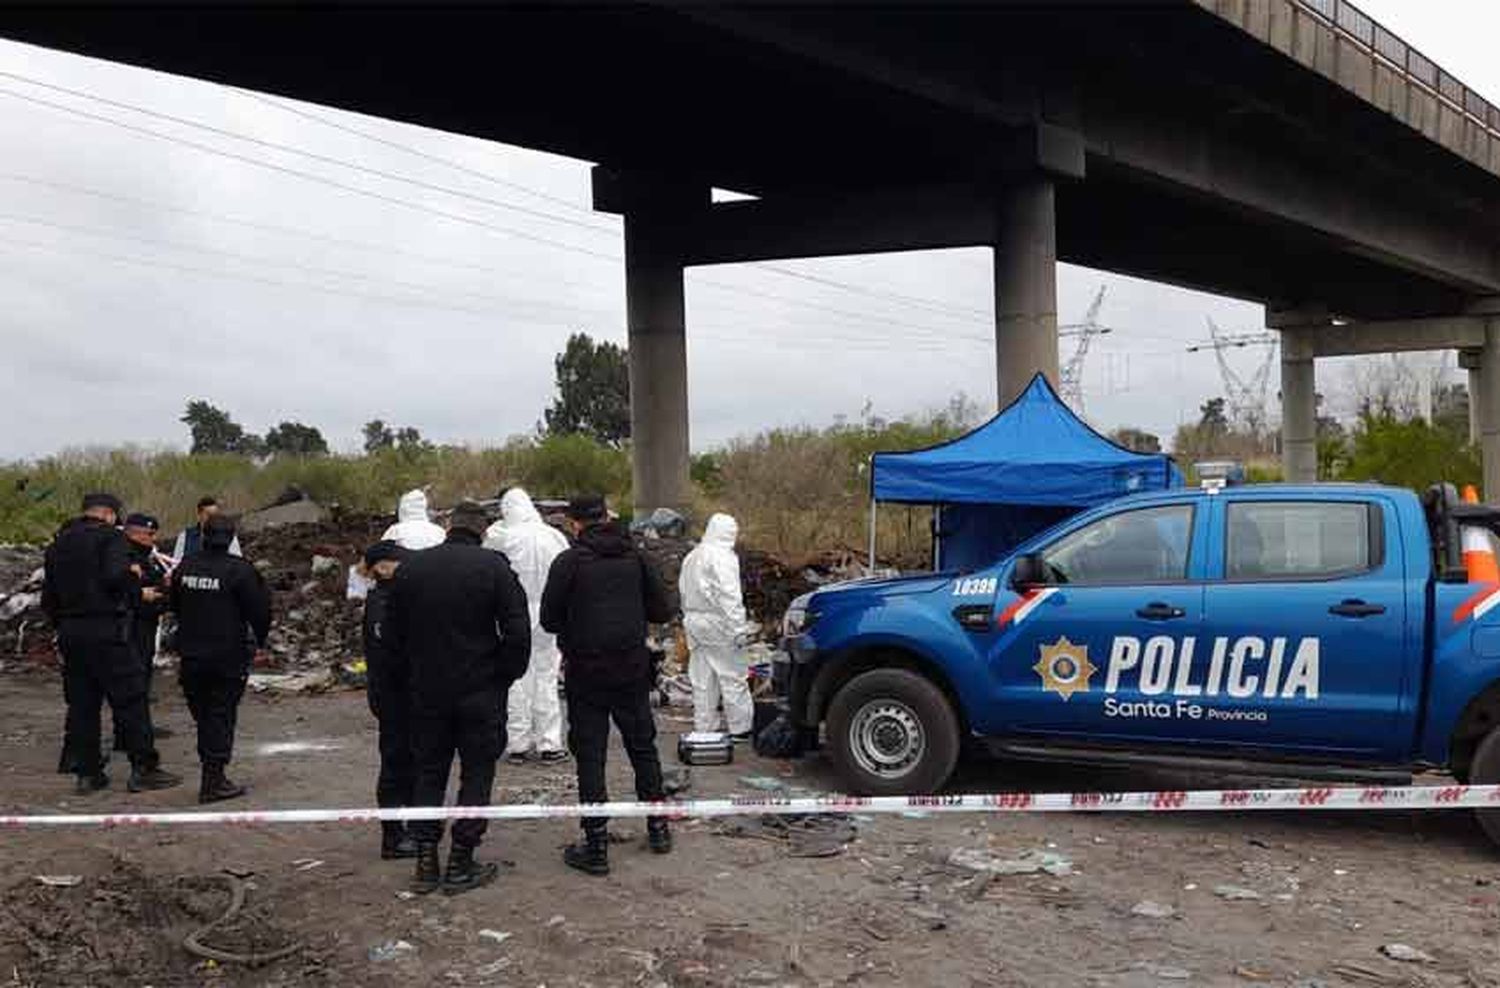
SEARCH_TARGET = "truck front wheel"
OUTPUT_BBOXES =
[826,668,961,796]
[1470,729,1500,847]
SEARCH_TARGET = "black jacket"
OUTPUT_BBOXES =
[363,578,407,704]
[169,547,272,671]
[129,541,170,624]
[42,517,138,635]
[540,521,672,688]
[385,530,531,706]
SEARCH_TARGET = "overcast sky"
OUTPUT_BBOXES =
[1,1,1497,460]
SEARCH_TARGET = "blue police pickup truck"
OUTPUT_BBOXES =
[781,482,1500,840]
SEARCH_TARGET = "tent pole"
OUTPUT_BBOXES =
[868,499,878,571]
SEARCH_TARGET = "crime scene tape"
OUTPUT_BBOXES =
[1,782,1497,828]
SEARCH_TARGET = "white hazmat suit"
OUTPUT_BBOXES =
[679,513,754,736]
[381,489,446,551]
[484,488,570,756]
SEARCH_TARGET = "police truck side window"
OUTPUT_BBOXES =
[1225,501,1371,580]
[1042,505,1193,585]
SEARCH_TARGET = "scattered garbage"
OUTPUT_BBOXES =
[1130,900,1175,919]
[661,766,692,796]
[545,915,566,927]
[1379,943,1435,964]
[478,929,513,945]
[716,814,858,858]
[947,848,1074,877]
[630,507,687,539]
[367,939,416,963]
[310,554,341,577]
[291,859,324,872]
[739,775,790,793]
[34,875,83,888]
[1213,885,1262,901]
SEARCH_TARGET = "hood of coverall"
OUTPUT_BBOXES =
[396,489,432,523]
[702,513,739,550]
[500,487,543,526]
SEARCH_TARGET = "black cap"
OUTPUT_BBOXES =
[448,500,489,535]
[123,513,159,532]
[363,540,407,568]
[82,492,124,514]
[566,494,607,522]
[202,513,237,548]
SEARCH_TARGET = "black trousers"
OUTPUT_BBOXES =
[367,677,416,816]
[567,676,665,832]
[411,688,503,848]
[133,616,159,689]
[112,616,162,750]
[179,661,247,767]
[58,622,157,776]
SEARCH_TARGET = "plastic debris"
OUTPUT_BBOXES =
[662,766,692,796]
[34,874,83,887]
[1213,884,1262,901]
[1379,944,1435,964]
[1130,900,1175,919]
[739,775,789,793]
[292,859,324,872]
[947,848,1074,877]
[478,929,513,945]
[367,940,415,963]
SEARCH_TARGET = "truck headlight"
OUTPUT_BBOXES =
[783,594,818,637]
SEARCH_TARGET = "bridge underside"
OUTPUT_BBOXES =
[5,3,1500,506]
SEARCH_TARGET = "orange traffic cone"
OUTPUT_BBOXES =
[1460,485,1500,583]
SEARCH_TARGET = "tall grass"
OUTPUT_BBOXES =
[1,411,965,557]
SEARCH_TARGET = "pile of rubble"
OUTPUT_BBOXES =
[0,494,877,675]
[0,545,49,665]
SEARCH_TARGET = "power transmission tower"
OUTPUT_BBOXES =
[1058,286,1113,413]
[1185,318,1279,434]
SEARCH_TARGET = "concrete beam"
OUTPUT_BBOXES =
[1081,94,1500,294]
[1303,316,1487,357]
[679,185,996,266]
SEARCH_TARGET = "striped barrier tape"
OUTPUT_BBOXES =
[1,782,1497,828]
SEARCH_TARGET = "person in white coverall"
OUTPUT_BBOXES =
[484,488,570,762]
[382,489,446,551]
[679,513,755,739]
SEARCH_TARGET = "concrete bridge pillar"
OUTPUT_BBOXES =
[623,206,693,517]
[994,177,1059,407]
[1280,329,1317,482]
[1480,318,1500,501]
[1460,348,1482,446]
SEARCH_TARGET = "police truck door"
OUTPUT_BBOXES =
[1197,494,1409,758]
[992,500,1207,743]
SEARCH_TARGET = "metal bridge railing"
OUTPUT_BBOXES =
[1291,0,1500,141]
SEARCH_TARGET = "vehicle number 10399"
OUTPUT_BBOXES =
[952,577,999,597]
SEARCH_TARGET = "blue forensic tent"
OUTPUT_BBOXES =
[870,374,1184,571]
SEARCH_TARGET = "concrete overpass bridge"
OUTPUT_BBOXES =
[5,0,1500,508]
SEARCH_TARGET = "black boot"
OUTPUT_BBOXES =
[442,844,499,897]
[381,822,419,860]
[197,762,245,803]
[411,842,442,896]
[127,763,183,793]
[563,825,610,876]
[647,817,673,854]
[74,771,109,795]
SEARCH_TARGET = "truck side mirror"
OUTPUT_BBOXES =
[1012,553,1048,589]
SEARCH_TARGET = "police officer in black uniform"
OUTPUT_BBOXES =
[116,513,173,748]
[42,493,182,795]
[362,539,418,860]
[386,501,531,896]
[540,494,674,876]
[169,513,271,804]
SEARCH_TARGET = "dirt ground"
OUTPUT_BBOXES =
[3,672,1500,988]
